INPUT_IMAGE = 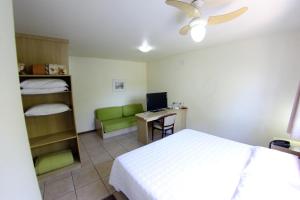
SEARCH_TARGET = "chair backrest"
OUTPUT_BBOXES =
[163,114,176,127]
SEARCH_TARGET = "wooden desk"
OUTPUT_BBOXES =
[136,108,187,144]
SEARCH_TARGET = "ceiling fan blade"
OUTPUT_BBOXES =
[207,7,248,25]
[179,25,191,35]
[166,0,201,18]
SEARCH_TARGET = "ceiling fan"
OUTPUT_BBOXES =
[165,0,248,42]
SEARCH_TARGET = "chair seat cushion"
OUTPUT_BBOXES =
[102,116,137,133]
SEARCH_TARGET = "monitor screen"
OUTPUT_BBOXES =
[146,92,167,111]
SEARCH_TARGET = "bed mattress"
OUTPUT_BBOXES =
[109,129,253,200]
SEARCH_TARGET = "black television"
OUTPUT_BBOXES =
[146,92,168,112]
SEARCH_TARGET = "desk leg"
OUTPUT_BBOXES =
[137,118,148,144]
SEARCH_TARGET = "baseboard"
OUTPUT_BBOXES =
[78,126,137,138]
[77,129,96,135]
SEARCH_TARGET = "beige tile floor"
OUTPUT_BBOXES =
[39,131,150,200]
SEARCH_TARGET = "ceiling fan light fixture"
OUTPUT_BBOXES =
[138,41,153,53]
[191,0,205,8]
[190,18,207,27]
[190,25,206,42]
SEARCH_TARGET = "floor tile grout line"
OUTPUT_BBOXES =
[79,136,97,165]
[42,174,71,199]
[78,138,108,188]
[114,133,138,151]
[77,132,144,198]
[94,164,112,194]
[81,132,131,195]
[42,132,137,200]
[56,191,77,200]
[104,143,128,159]
[74,178,102,192]
[71,173,79,200]
[91,155,110,195]
[91,161,110,195]
[41,182,45,200]
[79,133,113,194]
[80,132,113,159]
[98,137,116,161]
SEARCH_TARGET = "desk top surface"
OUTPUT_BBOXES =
[136,108,185,122]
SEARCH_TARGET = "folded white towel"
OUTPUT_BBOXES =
[21,78,68,89]
[21,87,69,95]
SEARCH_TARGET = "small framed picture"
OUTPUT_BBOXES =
[112,79,125,92]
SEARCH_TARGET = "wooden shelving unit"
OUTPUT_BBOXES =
[19,75,81,167]
[16,34,81,177]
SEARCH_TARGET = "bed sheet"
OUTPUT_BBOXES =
[109,129,253,200]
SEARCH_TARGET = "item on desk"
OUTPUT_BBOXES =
[171,102,183,109]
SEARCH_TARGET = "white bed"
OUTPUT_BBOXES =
[109,129,300,200]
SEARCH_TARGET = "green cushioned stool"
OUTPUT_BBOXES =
[35,150,74,175]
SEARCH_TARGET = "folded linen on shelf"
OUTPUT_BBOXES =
[21,87,69,95]
[20,78,68,89]
[25,103,70,116]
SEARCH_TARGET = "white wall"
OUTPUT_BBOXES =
[69,56,147,132]
[148,30,300,146]
[0,1,41,199]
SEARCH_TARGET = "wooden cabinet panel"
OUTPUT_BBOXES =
[16,33,69,73]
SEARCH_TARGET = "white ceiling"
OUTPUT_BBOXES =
[13,0,300,62]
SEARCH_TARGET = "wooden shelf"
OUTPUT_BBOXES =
[30,130,77,148]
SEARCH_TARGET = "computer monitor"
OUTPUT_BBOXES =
[146,92,167,111]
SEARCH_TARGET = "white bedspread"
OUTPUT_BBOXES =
[109,129,253,200]
[110,129,300,200]
[232,147,300,200]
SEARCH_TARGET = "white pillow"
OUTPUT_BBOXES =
[21,87,69,95]
[25,103,70,116]
[21,79,68,89]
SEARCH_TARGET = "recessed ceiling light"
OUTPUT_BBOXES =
[138,41,153,53]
